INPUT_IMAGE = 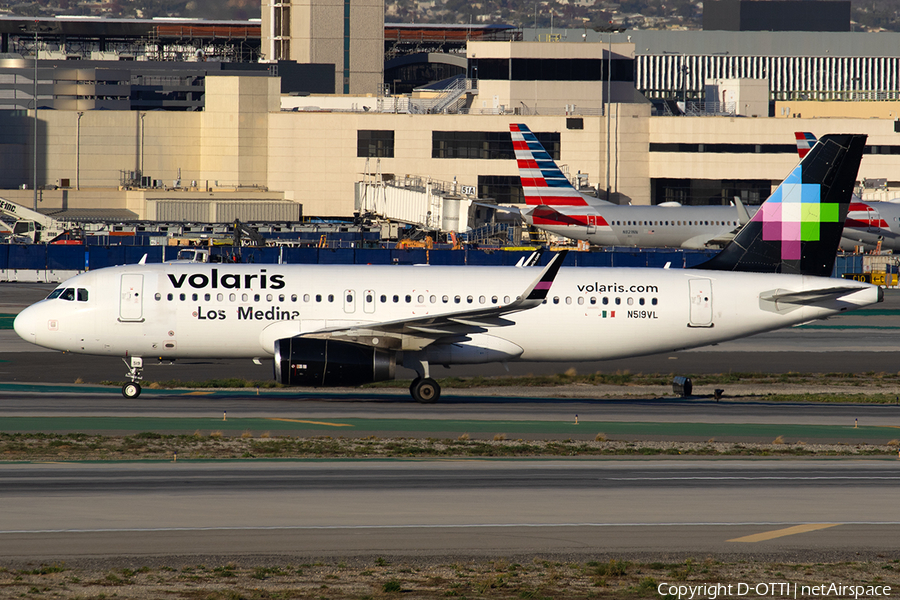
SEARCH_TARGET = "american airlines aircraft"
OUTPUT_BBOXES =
[510,123,752,249]
[14,134,880,402]
[798,132,900,252]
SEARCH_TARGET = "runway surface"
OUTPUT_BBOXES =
[2,460,899,562]
[1,388,900,443]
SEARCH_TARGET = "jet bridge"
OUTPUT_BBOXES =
[354,174,475,233]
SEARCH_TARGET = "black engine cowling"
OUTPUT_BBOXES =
[274,337,396,387]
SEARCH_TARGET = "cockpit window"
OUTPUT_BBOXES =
[48,287,87,301]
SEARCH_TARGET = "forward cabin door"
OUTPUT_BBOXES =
[119,274,144,322]
[688,278,713,327]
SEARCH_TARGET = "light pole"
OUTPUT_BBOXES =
[139,112,146,180]
[594,24,626,202]
[76,112,83,191]
[32,21,38,210]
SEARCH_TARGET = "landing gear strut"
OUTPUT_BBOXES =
[121,356,143,398]
[405,356,440,403]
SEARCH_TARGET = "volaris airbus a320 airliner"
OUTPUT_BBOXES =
[14,133,881,402]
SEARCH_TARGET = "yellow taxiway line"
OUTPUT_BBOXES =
[268,418,354,427]
[728,523,840,543]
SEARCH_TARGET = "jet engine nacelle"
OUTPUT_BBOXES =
[274,337,395,387]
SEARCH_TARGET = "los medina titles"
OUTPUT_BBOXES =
[166,268,296,322]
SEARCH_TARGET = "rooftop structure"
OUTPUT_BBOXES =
[0,16,261,62]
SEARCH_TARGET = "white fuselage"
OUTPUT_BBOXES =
[528,204,754,249]
[14,263,880,366]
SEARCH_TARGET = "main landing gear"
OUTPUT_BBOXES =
[409,377,440,403]
[406,356,440,403]
[121,356,143,398]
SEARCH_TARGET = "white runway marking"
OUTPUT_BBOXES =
[3,521,900,535]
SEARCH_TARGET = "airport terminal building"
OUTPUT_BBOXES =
[1,12,900,224]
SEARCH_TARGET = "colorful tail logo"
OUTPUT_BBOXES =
[510,123,587,206]
[753,163,836,260]
[699,134,866,277]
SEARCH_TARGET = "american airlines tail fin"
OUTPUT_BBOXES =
[795,131,817,158]
[509,123,612,207]
[697,134,867,277]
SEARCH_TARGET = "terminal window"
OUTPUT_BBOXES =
[357,130,395,158]
[478,175,523,204]
[433,131,560,160]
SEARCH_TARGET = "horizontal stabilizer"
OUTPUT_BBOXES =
[760,286,868,306]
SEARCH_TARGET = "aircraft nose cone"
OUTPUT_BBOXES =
[13,307,36,345]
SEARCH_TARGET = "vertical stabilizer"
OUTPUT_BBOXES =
[794,131,817,158]
[697,134,867,277]
[509,124,611,206]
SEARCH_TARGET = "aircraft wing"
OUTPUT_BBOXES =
[473,202,526,221]
[299,251,567,351]
[682,231,735,249]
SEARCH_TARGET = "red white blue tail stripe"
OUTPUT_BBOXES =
[510,123,588,206]
[794,131,817,158]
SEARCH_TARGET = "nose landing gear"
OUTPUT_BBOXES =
[121,356,143,398]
